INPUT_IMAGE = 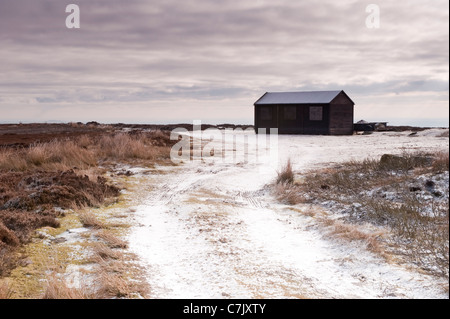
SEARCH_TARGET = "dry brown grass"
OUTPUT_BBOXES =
[97,131,173,163]
[97,272,134,298]
[0,148,28,171]
[432,151,449,172]
[76,134,93,149]
[0,128,173,297]
[323,220,385,255]
[8,140,96,172]
[78,211,105,229]
[98,133,150,160]
[95,230,128,249]
[42,273,92,299]
[96,271,148,299]
[274,182,305,205]
[92,243,123,261]
[276,158,294,184]
[0,129,174,172]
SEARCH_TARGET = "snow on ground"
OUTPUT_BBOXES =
[127,128,449,299]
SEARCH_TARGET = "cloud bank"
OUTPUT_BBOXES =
[0,0,448,126]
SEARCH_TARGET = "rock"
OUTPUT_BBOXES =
[432,190,443,197]
[425,180,435,188]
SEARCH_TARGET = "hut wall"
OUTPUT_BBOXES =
[256,104,331,134]
[329,97,354,135]
[300,104,330,135]
[254,105,278,132]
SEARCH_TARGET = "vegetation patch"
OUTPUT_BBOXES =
[0,127,174,298]
[275,151,449,279]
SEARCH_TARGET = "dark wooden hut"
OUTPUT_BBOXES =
[254,90,355,135]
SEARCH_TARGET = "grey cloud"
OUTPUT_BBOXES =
[0,0,448,125]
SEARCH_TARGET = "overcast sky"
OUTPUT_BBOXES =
[0,0,448,126]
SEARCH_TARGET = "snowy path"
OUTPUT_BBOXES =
[127,129,449,299]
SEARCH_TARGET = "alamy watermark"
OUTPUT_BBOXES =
[66,4,380,30]
[66,4,80,29]
[169,121,279,169]
[65,4,381,30]
[366,4,380,29]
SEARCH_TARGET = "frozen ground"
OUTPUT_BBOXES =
[127,128,449,299]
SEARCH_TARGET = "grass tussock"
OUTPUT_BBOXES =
[95,230,128,249]
[276,158,294,184]
[97,272,137,298]
[275,151,449,278]
[94,255,149,298]
[91,243,122,261]
[42,274,92,299]
[78,211,106,229]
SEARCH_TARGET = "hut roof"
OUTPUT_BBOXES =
[254,90,353,105]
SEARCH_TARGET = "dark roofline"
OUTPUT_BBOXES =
[254,90,354,106]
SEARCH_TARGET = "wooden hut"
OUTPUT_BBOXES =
[254,90,355,135]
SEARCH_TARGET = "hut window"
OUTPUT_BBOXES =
[260,106,272,120]
[309,106,323,121]
[284,106,296,120]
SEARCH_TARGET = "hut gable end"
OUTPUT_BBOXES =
[330,91,355,105]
